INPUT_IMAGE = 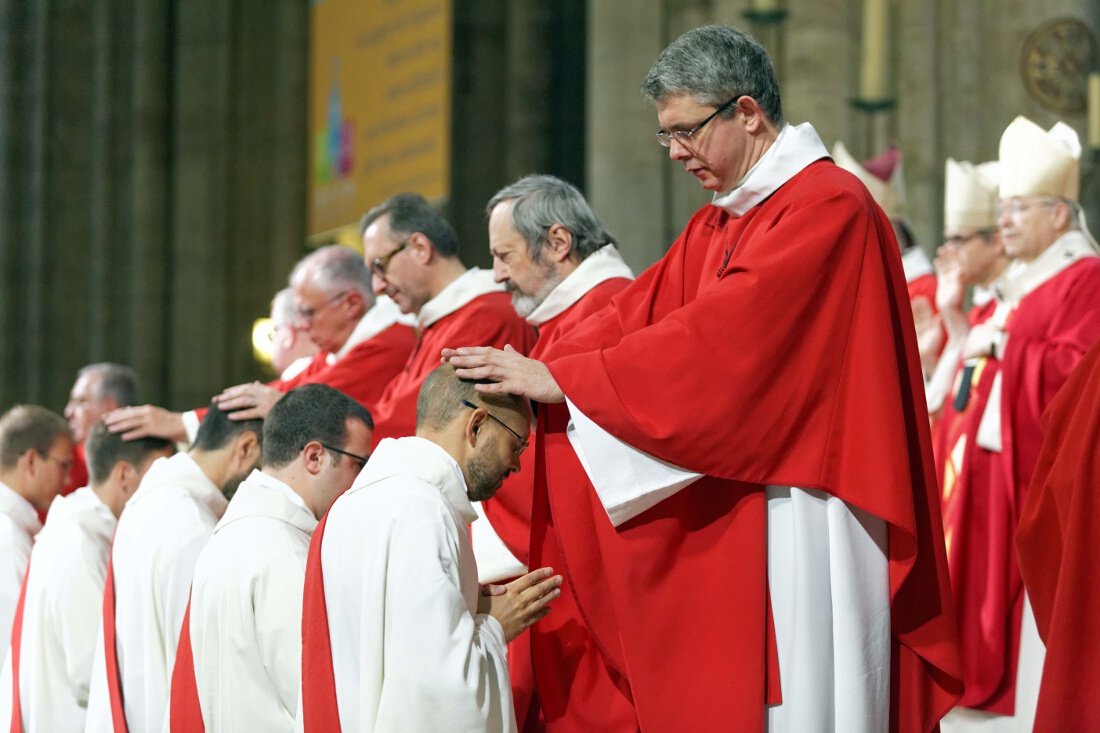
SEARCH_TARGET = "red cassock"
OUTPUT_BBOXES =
[368,292,535,446]
[537,160,961,731]
[908,272,938,314]
[479,277,632,731]
[58,443,88,500]
[1016,338,1100,732]
[191,321,417,424]
[932,300,1016,711]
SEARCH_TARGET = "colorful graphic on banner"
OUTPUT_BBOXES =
[309,0,452,236]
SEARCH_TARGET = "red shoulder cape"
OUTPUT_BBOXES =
[544,161,962,731]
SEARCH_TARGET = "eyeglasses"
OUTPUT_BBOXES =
[944,229,997,247]
[997,198,1060,217]
[296,290,350,324]
[461,399,528,457]
[43,453,73,474]
[655,96,740,148]
[370,238,411,278]
[321,443,370,470]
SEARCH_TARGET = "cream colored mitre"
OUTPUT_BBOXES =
[944,159,999,230]
[832,141,907,220]
[998,116,1080,202]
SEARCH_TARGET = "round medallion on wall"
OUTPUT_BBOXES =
[1021,17,1096,114]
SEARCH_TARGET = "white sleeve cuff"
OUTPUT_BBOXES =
[181,410,201,447]
[564,397,702,527]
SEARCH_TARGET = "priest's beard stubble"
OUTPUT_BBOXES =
[466,435,509,502]
[507,259,563,318]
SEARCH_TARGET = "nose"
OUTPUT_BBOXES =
[371,271,388,295]
[668,138,691,161]
[492,260,509,284]
[996,207,1012,232]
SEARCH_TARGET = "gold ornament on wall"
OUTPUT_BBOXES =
[1021,18,1096,114]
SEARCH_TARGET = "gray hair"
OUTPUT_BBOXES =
[486,174,617,261]
[289,245,373,299]
[77,363,139,407]
[359,193,461,258]
[641,25,783,126]
[0,405,71,469]
[269,288,298,326]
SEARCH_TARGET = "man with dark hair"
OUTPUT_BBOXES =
[298,365,561,732]
[103,245,415,444]
[85,406,262,733]
[0,424,172,732]
[62,363,139,498]
[0,405,73,660]
[447,24,961,732]
[170,385,372,732]
[475,174,634,727]
[360,193,534,445]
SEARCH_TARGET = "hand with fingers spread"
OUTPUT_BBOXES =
[104,405,187,442]
[213,381,283,420]
[442,345,565,404]
[485,567,562,642]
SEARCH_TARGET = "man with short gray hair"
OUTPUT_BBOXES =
[447,24,960,731]
[105,245,416,444]
[62,363,139,499]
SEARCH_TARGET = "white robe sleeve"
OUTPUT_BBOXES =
[52,549,109,706]
[925,340,964,415]
[372,512,514,733]
[155,526,211,686]
[564,398,703,526]
[181,411,201,446]
[83,625,112,733]
[252,552,307,717]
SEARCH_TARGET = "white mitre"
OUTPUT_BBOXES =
[944,159,999,231]
[999,116,1080,201]
[832,141,907,220]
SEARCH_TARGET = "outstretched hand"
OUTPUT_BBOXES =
[442,345,565,404]
[104,405,187,443]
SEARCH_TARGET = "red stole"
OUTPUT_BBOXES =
[1017,339,1100,731]
[168,596,204,732]
[8,563,29,733]
[543,161,961,731]
[101,555,129,733]
[299,512,340,732]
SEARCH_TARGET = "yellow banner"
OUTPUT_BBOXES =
[309,0,452,236]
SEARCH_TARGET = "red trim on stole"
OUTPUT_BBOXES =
[8,563,29,733]
[300,512,341,731]
[102,556,130,733]
[168,596,205,732]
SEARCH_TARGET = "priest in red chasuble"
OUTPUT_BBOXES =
[447,24,961,733]
[470,174,633,731]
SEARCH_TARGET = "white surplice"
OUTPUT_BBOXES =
[83,453,227,733]
[563,123,892,733]
[184,469,316,732]
[0,481,40,661]
[0,488,114,732]
[313,437,514,733]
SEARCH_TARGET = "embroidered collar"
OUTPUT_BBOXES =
[526,245,634,326]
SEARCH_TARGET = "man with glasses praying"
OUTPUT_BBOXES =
[104,246,415,445]
[446,24,961,731]
[169,384,373,732]
[0,405,73,661]
[298,365,560,732]
[360,193,534,447]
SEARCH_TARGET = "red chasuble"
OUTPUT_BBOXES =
[542,160,962,731]
[931,300,1015,711]
[369,292,534,447]
[1016,339,1100,732]
[480,277,632,732]
[299,512,340,732]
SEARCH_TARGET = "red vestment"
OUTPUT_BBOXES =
[168,599,204,732]
[932,300,1015,711]
[541,160,962,731]
[58,443,88,501]
[480,277,632,732]
[368,292,534,446]
[908,272,938,314]
[1016,338,1100,732]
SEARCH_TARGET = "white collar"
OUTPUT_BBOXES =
[972,284,996,307]
[526,245,634,326]
[331,296,415,362]
[710,122,830,217]
[217,468,318,534]
[356,436,476,525]
[279,356,312,381]
[0,480,41,537]
[993,229,1098,308]
[417,268,504,329]
[902,248,935,283]
[39,486,116,543]
[128,452,228,519]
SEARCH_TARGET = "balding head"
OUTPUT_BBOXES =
[415,365,531,501]
[288,245,373,353]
